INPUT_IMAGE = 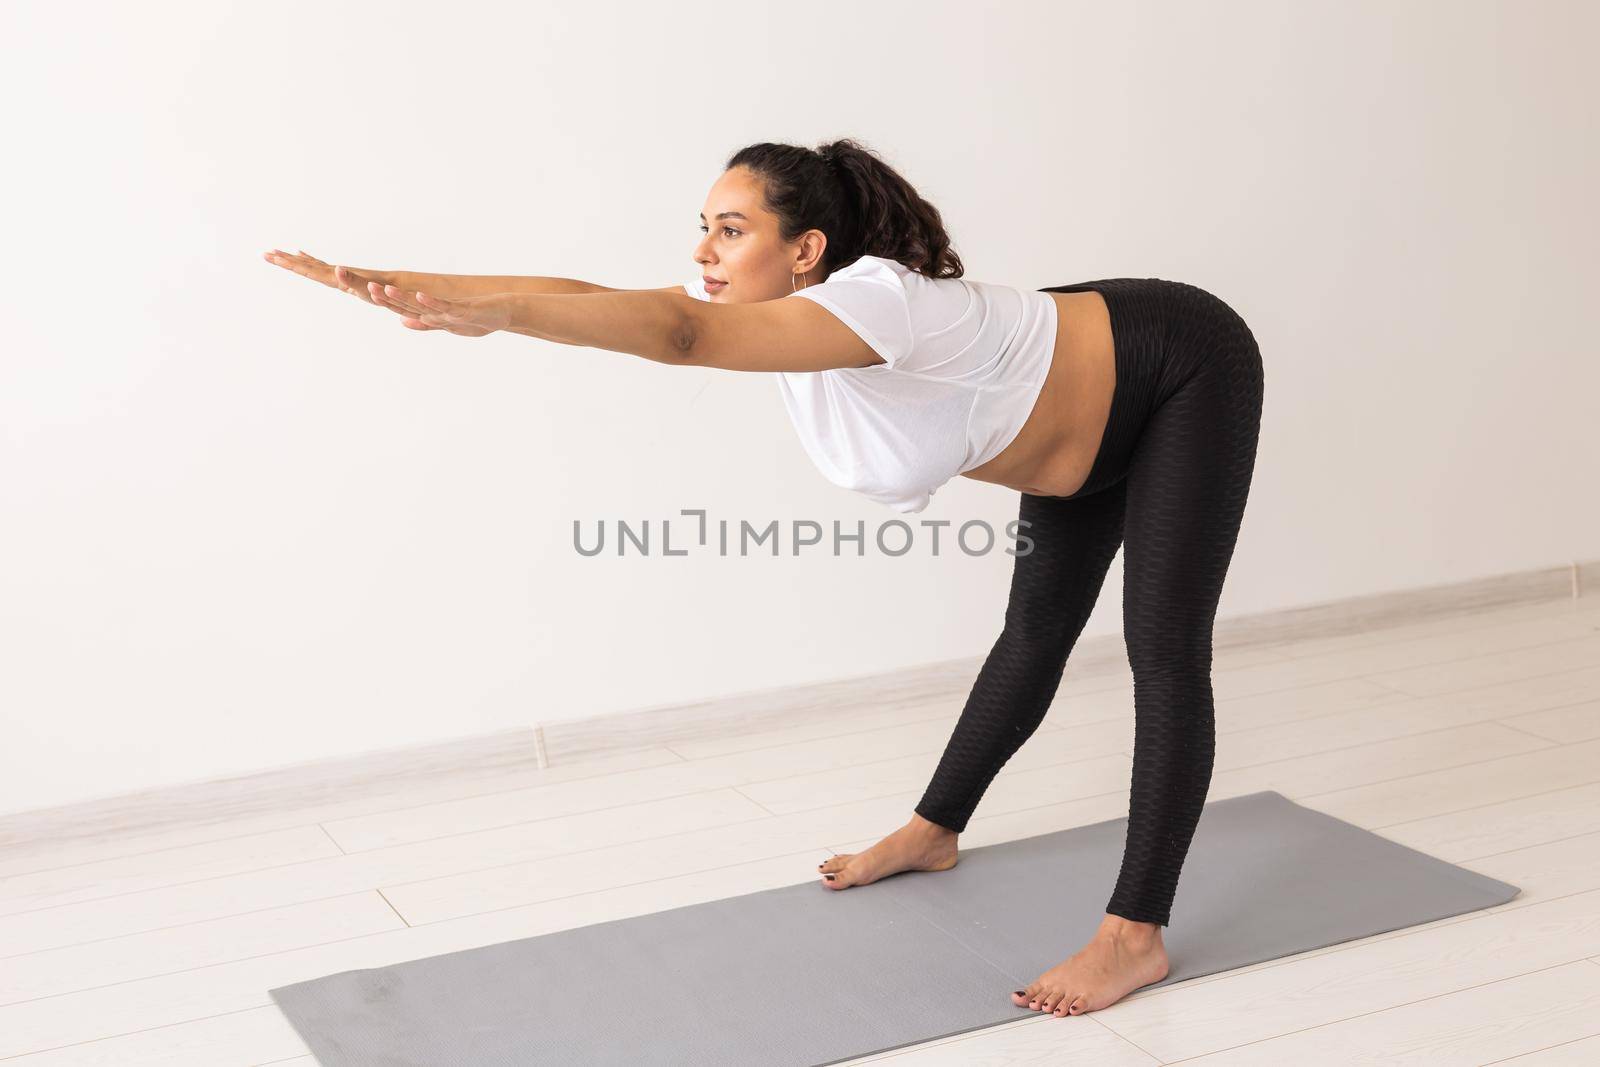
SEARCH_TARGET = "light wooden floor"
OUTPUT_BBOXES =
[4,594,1600,1065]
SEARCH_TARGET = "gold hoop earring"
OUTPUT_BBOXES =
[793,271,807,292]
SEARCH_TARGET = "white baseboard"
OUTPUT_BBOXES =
[533,557,1596,766]
[1,557,1594,855]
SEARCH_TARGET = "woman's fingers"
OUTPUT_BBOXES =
[264,250,322,283]
[409,292,471,328]
[267,250,355,298]
[369,282,425,316]
[379,284,440,318]
[334,266,387,305]
[368,285,467,331]
[264,251,386,306]
[394,292,495,336]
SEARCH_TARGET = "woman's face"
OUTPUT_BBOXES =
[694,166,825,302]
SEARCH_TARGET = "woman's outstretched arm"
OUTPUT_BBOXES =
[383,273,688,298]
[264,249,679,301]
[365,279,887,373]
[502,291,699,364]
[384,270,608,298]
[500,290,885,372]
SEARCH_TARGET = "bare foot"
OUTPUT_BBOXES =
[1011,915,1170,1016]
[818,813,959,889]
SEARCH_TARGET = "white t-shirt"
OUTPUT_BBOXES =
[683,254,1057,513]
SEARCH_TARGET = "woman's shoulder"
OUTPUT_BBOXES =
[836,255,978,293]
[842,254,916,277]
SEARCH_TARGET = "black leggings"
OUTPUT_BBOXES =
[913,278,1265,928]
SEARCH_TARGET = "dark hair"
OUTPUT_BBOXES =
[724,138,964,280]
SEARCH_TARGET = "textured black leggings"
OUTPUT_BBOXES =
[913,277,1265,928]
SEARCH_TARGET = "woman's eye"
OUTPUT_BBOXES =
[698,225,741,238]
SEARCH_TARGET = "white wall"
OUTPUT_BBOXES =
[2,0,1594,816]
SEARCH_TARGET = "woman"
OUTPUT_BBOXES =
[263,137,1264,1018]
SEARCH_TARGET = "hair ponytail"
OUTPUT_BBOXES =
[724,138,964,279]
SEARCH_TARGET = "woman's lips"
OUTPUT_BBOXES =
[704,279,727,292]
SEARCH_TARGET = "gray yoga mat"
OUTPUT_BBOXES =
[269,789,1520,1065]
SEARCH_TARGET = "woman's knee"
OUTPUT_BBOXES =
[1124,640,1213,685]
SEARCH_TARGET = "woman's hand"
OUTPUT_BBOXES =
[369,285,512,337]
[262,249,390,307]
[264,248,507,337]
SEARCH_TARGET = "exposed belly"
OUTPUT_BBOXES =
[960,290,1116,497]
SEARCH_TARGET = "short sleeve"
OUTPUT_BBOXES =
[789,256,914,370]
[886,487,932,514]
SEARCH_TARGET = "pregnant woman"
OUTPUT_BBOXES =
[264,137,1264,1019]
